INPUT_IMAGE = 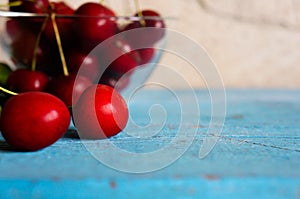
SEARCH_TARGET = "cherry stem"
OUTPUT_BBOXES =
[0,87,18,96]
[99,0,105,5]
[31,15,49,71]
[50,12,69,76]
[0,1,22,7]
[134,0,145,27]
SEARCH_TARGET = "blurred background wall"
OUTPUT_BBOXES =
[148,0,300,89]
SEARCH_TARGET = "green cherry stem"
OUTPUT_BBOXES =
[0,1,22,7]
[31,15,49,71]
[51,12,69,76]
[0,87,18,96]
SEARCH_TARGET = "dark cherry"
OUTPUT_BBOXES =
[99,72,130,91]
[6,69,49,92]
[47,74,93,107]
[66,50,101,82]
[43,2,75,45]
[10,27,41,66]
[122,10,165,47]
[9,0,50,30]
[5,19,24,42]
[0,91,70,151]
[138,48,156,65]
[74,2,118,52]
[9,0,49,13]
[10,26,61,76]
[100,39,140,75]
[73,84,128,139]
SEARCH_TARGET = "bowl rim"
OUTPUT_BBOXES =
[0,10,176,21]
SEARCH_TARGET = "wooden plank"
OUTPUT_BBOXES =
[0,90,299,198]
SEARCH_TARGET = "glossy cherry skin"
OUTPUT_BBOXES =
[74,2,118,51]
[5,19,23,42]
[10,27,41,66]
[99,72,130,91]
[9,0,49,13]
[122,10,165,47]
[138,48,156,65]
[47,74,93,107]
[43,2,75,45]
[66,51,101,82]
[6,69,49,92]
[0,92,70,151]
[100,39,140,75]
[73,84,128,139]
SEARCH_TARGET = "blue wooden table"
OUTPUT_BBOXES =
[0,89,299,199]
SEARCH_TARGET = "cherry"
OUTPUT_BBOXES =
[9,0,50,31]
[47,74,93,107]
[66,50,101,82]
[99,72,130,91]
[5,19,24,42]
[122,10,165,47]
[10,27,41,66]
[138,48,156,65]
[100,39,140,75]
[43,2,75,45]
[6,69,49,92]
[0,91,70,151]
[9,26,62,76]
[73,84,128,139]
[9,0,49,13]
[74,2,118,51]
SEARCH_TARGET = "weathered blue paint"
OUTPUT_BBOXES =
[0,90,299,198]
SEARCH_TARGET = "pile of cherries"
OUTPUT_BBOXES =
[0,0,166,151]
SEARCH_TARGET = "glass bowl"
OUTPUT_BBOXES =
[0,0,178,98]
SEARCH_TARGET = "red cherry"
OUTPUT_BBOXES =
[6,69,49,92]
[74,2,118,51]
[9,0,49,13]
[73,84,128,139]
[5,19,23,42]
[9,26,62,76]
[100,39,140,75]
[43,2,75,45]
[122,10,165,47]
[47,74,93,107]
[66,50,101,82]
[99,72,130,91]
[0,92,70,151]
[10,28,41,66]
[138,48,156,65]
[9,0,50,30]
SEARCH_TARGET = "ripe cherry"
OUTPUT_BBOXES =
[10,27,41,66]
[99,72,130,91]
[6,69,49,92]
[74,2,118,51]
[47,74,93,107]
[138,48,156,65]
[73,84,128,139]
[5,19,24,42]
[122,10,165,47]
[0,92,70,151]
[43,2,75,45]
[9,0,49,13]
[66,50,101,82]
[100,39,140,75]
